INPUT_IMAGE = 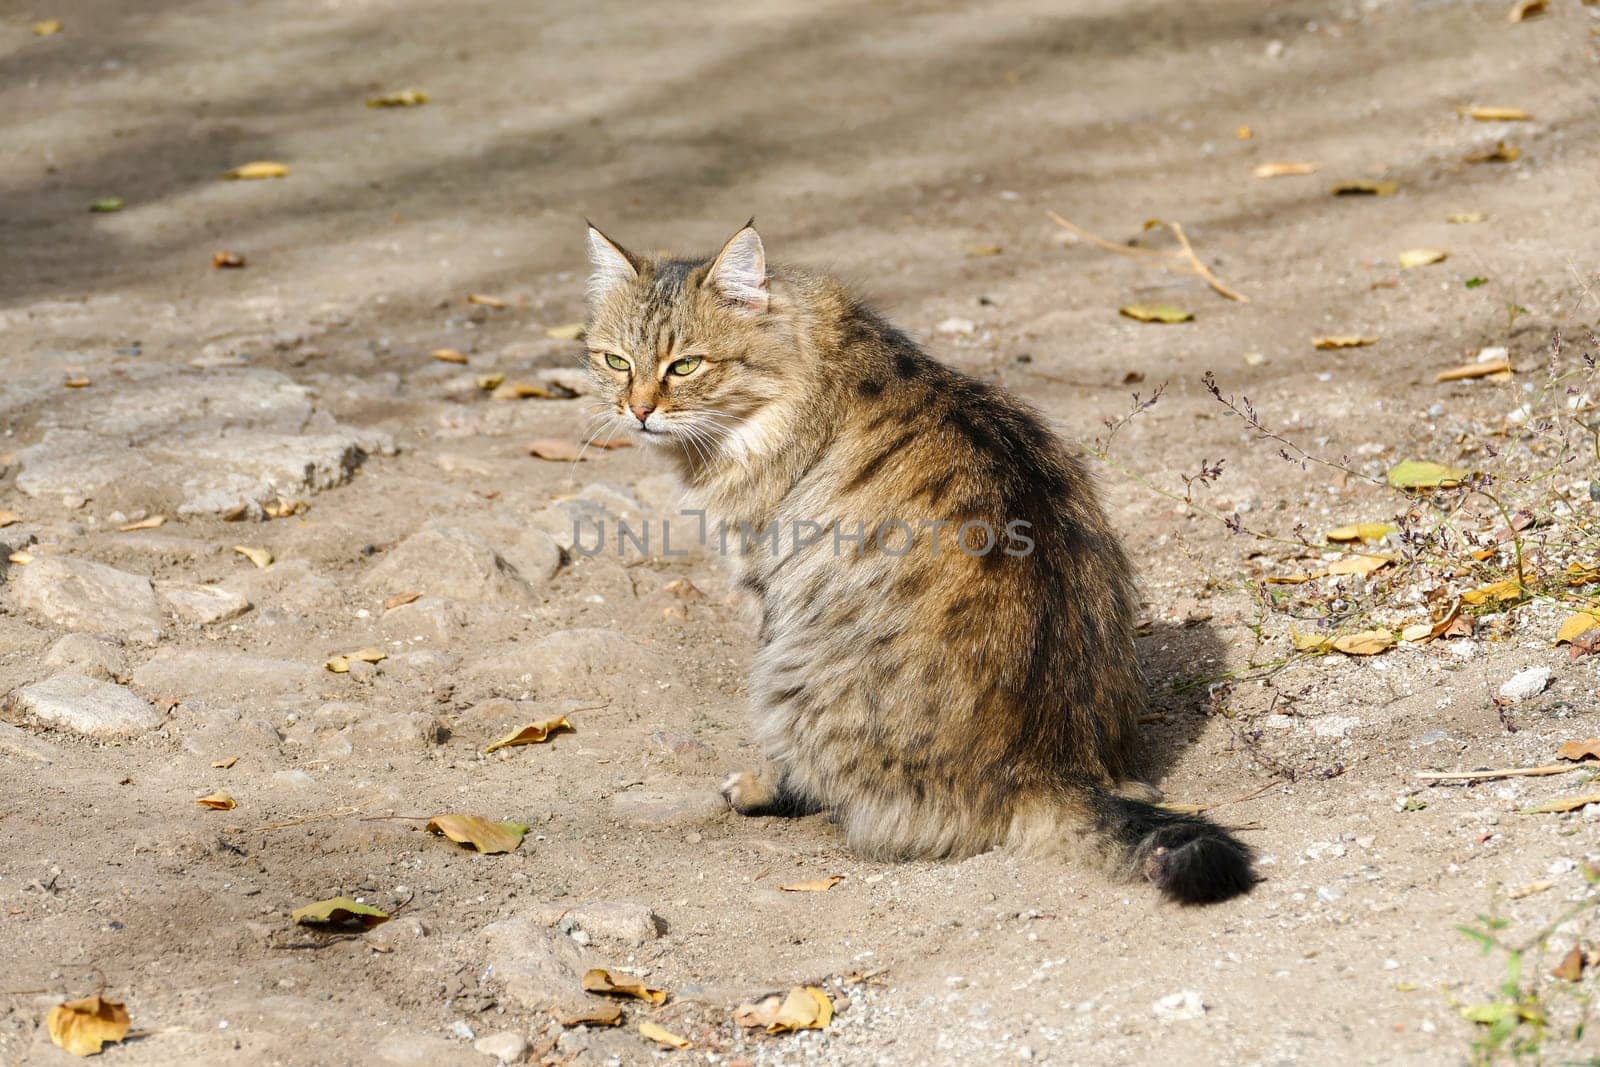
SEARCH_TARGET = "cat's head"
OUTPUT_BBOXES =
[581,221,795,459]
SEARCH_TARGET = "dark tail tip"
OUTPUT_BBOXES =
[1095,792,1257,905]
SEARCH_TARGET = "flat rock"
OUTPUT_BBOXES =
[610,784,727,828]
[14,367,393,519]
[160,582,253,625]
[9,673,162,736]
[1499,666,1553,702]
[130,649,323,706]
[473,1031,528,1065]
[528,901,664,945]
[380,596,464,645]
[11,556,164,643]
[42,633,127,681]
[483,628,671,702]
[364,526,536,605]
[481,915,594,1014]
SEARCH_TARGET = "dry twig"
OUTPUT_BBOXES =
[1046,211,1249,303]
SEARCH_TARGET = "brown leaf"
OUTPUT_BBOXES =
[425,814,530,854]
[482,716,573,754]
[211,756,239,770]
[1435,358,1512,382]
[223,161,289,180]
[638,1021,691,1050]
[581,968,667,1005]
[780,875,843,893]
[557,1002,623,1028]
[467,293,507,308]
[63,376,92,388]
[664,578,704,600]
[430,348,468,364]
[964,243,1004,257]
[1330,180,1398,197]
[1557,739,1600,762]
[383,591,423,611]
[1313,335,1378,349]
[1551,945,1585,982]
[47,995,130,1057]
[1252,161,1319,178]
[195,790,236,810]
[1568,631,1600,659]
[1464,141,1521,164]
[1458,105,1532,122]
[526,439,586,461]
[262,497,304,519]
[0,509,23,527]
[118,515,165,532]
[232,545,273,569]
[1509,0,1547,19]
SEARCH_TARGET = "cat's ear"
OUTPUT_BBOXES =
[704,221,768,314]
[586,222,639,304]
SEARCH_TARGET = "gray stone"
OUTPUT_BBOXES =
[13,367,394,519]
[363,527,535,605]
[481,915,594,1014]
[484,628,670,702]
[1499,666,1553,702]
[531,901,663,946]
[610,784,727,828]
[160,582,252,625]
[42,633,127,682]
[488,528,562,587]
[1152,990,1206,1022]
[11,556,163,643]
[130,649,323,706]
[9,673,162,736]
[472,1031,528,1064]
[333,712,445,755]
[380,596,464,645]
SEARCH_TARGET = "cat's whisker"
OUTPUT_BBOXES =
[568,414,623,478]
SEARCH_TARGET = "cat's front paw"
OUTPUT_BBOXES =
[720,770,776,815]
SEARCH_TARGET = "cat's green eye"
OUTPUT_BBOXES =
[668,356,703,377]
[603,353,630,372]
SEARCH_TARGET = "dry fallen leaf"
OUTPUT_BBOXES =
[63,377,92,388]
[483,716,573,754]
[1447,212,1488,224]
[1291,628,1333,653]
[383,591,423,611]
[545,322,586,340]
[1399,248,1448,269]
[1461,580,1524,606]
[964,243,1004,257]
[1521,794,1600,815]
[492,380,558,400]
[582,969,667,1005]
[557,1003,623,1027]
[1331,630,1396,656]
[195,790,236,811]
[1327,554,1391,577]
[430,348,468,364]
[526,439,586,461]
[1253,161,1319,178]
[47,995,129,1057]
[1464,141,1521,164]
[1119,304,1192,324]
[1509,0,1547,20]
[1435,358,1512,382]
[233,545,273,568]
[1235,124,1253,140]
[1507,880,1554,900]
[475,373,506,391]
[765,987,835,1033]
[1401,602,1465,644]
[212,756,239,770]
[1326,523,1397,543]
[638,1021,691,1050]
[425,814,530,854]
[117,515,165,532]
[32,19,64,35]
[1331,180,1398,196]
[1386,460,1469,489]
[1458,105,1532,122]
[780,875,844,892]
[1551,944,1585,982]
[1313,335,1378,350]
[366,88,427,107]
[0,510,22,527]
[212,250,246,268]
[467,293,507,308]
[291,896,390,928]
[1557,739,1600,762]
[9,551,34,565]
[325,647,386,673]
[89,197,123,213]
[223,161,290,180]
[1555,613,1600,645]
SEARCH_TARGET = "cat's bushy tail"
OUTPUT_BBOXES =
[1073,787,1256,905]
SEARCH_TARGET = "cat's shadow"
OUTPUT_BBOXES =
[1132,618,1232,794]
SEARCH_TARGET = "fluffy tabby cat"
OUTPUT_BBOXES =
[580,221,1255,904]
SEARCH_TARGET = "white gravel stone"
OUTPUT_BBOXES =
[9,673,162,736]
[1312,715,1361,739]
[473,1031,528,1064]
[1498,666,1553,702]
[937,316,976,335]
[160,582,252,625]
[1152,990,1206,1022]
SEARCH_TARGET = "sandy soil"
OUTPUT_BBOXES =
[3,1,1599,1064]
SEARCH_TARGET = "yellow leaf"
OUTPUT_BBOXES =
[212,756,239,769]
[1400,623,1435,642]
[232,545,273,568]
[1327,554,1390,576]
[1399,248,1448,269]
[425,814,530,854]
[1551,945,1584,983]
[1330,180,1398,196]
[324,646,385,673]
[1557,738,1600,762]
[467,293,507,308]
[491,380,557,400]
[195,791,236,810]
[1386,460,1469,489]
[47,995,129,1057]
[9,551,34,565]
[1556,613,1600,645]
[1435,358,1512,382]
[1313,335,1378,349]
[1252,161,1319,178]
[780,875,844,892]
[0,510,21,527]
[1459,106,1531,122]
[1447,212,1488,224]
[1291,628,1333,653]
[1331,630,1396,656]
[1235,125,1253,140]
[771,986,834,1032]
[431,348,468,364]
[1266,572,1321,585]
[557,1003,623,1028]
[1508,0,1547,20]
[291,896,390,928]
[545,322,586,340]
[118,515,165,532]
[223,161,290,180]
[1464,141,1521,164]
[582,968,667,1005]
[32,19,64,35]
[63,377,92,388]
[366,88,427,107]
[638,1021,691,1050]
[1119,304,1192,324]
[383,591,422,611]
[483,716,573,754]
[526,438,586,461]
[1461,580,1524,605]
[1326,523,1397,543]
[1521,794,1600,815]
[964,244,1004,257]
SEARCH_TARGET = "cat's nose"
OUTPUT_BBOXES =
[630,403,655,425]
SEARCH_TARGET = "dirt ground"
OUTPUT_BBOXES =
[3,0,1600,1064]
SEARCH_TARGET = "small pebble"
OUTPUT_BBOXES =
[1498,666,1552,703]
